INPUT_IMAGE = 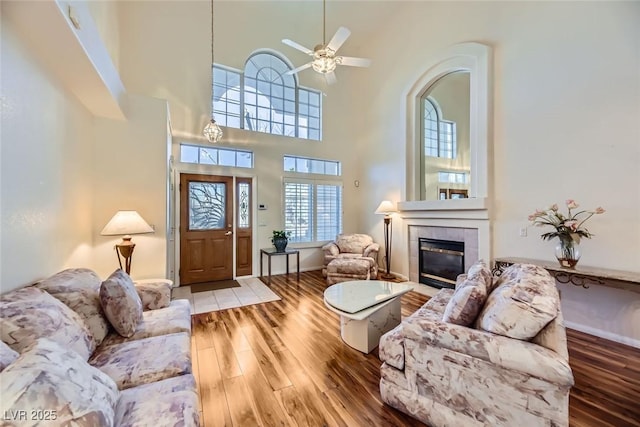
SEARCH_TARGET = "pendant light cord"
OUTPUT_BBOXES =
[210,0,215,120]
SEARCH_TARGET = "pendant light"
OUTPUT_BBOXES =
[203,0,223,143]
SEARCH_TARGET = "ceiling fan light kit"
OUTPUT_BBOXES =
[282,0,371,84]
[311,47,337,74]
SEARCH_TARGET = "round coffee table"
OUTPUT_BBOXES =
[323,280,414,353]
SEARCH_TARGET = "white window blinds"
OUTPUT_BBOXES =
[284,179,342,243]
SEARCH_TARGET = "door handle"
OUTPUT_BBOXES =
[225,231,233,236]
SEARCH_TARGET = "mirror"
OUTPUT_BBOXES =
[420,71,470,200]
[404,42,492,207]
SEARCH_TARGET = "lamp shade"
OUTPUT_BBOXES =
[375,200,396,215]
[100,211,154,236]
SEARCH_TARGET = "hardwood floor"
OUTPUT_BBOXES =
[191,271,640,426]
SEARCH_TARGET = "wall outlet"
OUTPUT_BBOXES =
[519,227,527,237]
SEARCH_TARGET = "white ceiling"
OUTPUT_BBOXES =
[120,0,404,64]
[112,0,409,133]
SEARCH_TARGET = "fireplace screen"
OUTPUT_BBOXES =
[419,238,465,288]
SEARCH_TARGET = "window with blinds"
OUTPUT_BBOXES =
[316,184,342,241]
[284,180,342,243]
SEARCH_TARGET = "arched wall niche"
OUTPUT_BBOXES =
[400,42,493,212]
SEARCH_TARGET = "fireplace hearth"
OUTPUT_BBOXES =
[419,238,465,289]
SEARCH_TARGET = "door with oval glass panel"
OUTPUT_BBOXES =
[179,174,252,285]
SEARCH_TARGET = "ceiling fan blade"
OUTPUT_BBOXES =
[326,27,351,52]
[339,56,372,68]
[286,62,312,75]
[282,39,313,55]
[325,71,337,85]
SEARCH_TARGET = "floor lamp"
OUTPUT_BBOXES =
[375,200,397,280]
[101,210,154,275]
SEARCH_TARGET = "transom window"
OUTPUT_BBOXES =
[284,155,341,176]
[180,143,253,168]
[423,98,457,159]
[213,51,322,140]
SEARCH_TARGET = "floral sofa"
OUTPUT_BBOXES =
[321,233,380,280]
[0,268,199,426]
[379,262,574,427]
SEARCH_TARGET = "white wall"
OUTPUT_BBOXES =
[92,94,170,280]
[350,1,640,346]
[1,3,170,290]
[0,15,94,292]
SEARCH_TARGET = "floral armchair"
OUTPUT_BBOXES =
[321,234,380,278]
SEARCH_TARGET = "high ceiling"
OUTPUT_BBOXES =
[114,0,407,134]
[119,0,404,67]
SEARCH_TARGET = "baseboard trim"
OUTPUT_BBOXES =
[565,321,640,349]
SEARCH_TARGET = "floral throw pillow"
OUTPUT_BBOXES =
[99,269,143,338]
[134,281,172,311]
[476,264,559,340]
[0,338,119,426]
[442,277,487,326]
[442,260,493,326]
[35,268,111,346]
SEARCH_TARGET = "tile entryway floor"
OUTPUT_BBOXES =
[172,277,281,315]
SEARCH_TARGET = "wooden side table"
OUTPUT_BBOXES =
[260,248,300,285]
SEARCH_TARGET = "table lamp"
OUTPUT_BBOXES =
[100,210,154,275]
[375,200,397,280]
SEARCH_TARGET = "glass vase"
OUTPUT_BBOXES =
[555,236,581,268]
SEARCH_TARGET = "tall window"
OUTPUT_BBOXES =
[423,98,456,159]
[283,155,342,243]
[213,51,322,141]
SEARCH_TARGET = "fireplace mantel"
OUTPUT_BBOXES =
[398,197,489,212]
[400,204,491,283]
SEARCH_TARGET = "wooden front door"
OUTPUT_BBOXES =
[180,174,233,285]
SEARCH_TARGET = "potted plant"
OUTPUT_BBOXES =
[271,230,291,252]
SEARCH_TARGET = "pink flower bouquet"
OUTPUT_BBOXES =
[528,200,605,243]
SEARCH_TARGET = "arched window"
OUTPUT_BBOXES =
[423,97,456,159]
[213,50,322,140]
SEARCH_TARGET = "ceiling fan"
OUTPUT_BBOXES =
[282,0,371,85]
